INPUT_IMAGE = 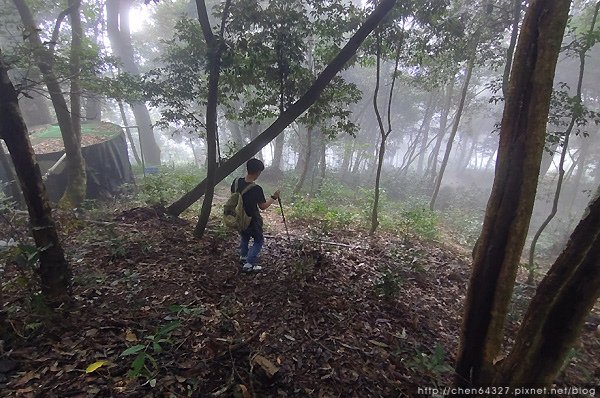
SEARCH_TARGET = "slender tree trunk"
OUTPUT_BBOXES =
[539,142,558,178]
[502,0,522,98]
[370,39,400,235]
[527,1,598,285]
[497,186,600,387]
[193,0,232,238]
[565,144,589,216]
[12,0,87,208]
[106,0,160,166]
[118,101,141,165]
[318,134,326,190]
[271,133,285,172]
[227,119,244,149]
[17,69,52,127]
[426,80,454,186]
[455,0,571,386]
[416,92,436,174]
[0,52,71,307]
[248,123,264,162]
[293,126,313,194]
[69,0,82,143]
[430,58,475,211]
[166,0,398,216]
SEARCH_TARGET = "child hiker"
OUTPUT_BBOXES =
[231,158,280,272]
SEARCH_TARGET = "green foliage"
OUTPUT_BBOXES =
[408,344,453,382]
[137,165,205,206]
[120,320,182,382]
[373,266,404,300]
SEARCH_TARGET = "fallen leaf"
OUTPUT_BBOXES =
[85,361,108,373]
[252,355,279,378]
[368,340,389,348]
[125,329,138,342]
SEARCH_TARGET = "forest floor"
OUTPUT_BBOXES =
[0,204,599,397]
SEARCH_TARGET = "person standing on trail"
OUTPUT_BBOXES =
[231,158,280,272]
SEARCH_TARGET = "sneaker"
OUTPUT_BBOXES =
[242,262,253,272]
[242,263,262,272]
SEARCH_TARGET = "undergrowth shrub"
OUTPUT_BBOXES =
[137,164,204,205]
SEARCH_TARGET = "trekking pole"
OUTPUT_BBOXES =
[277,196,291,241]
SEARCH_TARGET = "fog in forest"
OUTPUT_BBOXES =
[0,0,597,269]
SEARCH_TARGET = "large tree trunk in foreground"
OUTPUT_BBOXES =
[106,0,160,166]
[527,0,599,285]
[12,0,87,207]
[0,53,71,307]
[167,0,398,217]
[455,0,571,386]
[497,186,600,387]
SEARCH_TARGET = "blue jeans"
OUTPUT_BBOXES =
[239,219,264,265]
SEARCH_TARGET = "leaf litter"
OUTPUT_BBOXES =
[0,206,598,397]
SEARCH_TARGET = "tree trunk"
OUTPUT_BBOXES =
[370,38,400,235]
[84,94,102,122]
[271,132,285,172]
[416,92,436,174]
[497,186,600,387]
[17,70,52,127]
[69,0,82,143]
[293,126,313,194]
[193,0,231,238]
[527,1,598,285]
[430,58,475,211]
[502,0,522,98]
[106,0,160,166]
[425,80,454,186]
[455,0,571,386]
[12,0,87,208]
[0,52,71,307]
[228,119,245,149]
[118,101,141,165]
[166,0,398,217]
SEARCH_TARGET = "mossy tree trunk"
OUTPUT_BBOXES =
[0,52,71,307]
[455,0,571,386]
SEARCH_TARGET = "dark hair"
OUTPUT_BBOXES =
[246,158,265,174]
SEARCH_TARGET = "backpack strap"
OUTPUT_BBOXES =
[240,182,255,195]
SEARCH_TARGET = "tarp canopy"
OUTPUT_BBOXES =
[1,121,134,202]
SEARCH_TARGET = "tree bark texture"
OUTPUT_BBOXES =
[167,0,398,216]
[106,0,161,166]
[0,53,71,307]
[497,186,600,387]
[12,0,87,207]
[527,1,599,284]
[455,0,571,386]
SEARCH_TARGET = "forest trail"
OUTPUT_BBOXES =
[1,206,598,397]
